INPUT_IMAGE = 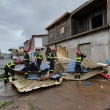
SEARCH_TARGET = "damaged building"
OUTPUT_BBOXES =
[45,0,110,63]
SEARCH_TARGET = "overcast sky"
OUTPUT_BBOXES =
[0,0,88,53]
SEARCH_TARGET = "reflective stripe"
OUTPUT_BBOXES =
[38,70,41,73]
[76,57,81,62]
[4,78,7,79]
[49,70,54,72]
[7,62,15,69]
[25,73,28,74]
[78,73,81,75]
[37,52,43,59]
[49,53,55,59]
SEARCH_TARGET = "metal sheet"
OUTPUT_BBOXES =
[9,75,63,92]
[62,69,101,80]
[81,56,99,68]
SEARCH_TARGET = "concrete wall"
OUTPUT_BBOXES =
[71,8,107,36]
[48,18,70,44]
[56,29,110,63]
[107,0,110,25]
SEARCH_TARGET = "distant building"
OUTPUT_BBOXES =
[23,34,48,59]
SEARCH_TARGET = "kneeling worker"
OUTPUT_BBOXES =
[4,61,16,84]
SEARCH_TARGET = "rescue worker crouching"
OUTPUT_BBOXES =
[36,48,43,77]
[4,61,17,84]
[23,50,30,79]
[48,48,56,74]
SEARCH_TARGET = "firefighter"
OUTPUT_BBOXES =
[24,50,30,79]
[74,50,82,79]
[74,50,86,79]
[48,48,56,74]
[36,48,43,76]
[4,61,16,84]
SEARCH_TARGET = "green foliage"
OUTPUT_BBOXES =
[0,100,14,108]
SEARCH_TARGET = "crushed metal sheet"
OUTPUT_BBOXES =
[9,75,63,92]
[60,59,72,71]
[81,56,100,68]
[54,62,64,73]
[61,69,101,80]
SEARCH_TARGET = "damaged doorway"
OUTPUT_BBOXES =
[78,43,91,57]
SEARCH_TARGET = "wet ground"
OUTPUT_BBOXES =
[0,59,110,110]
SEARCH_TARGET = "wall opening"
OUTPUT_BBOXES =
[92,14,103,29]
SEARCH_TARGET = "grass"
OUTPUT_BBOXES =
[0,73,5,79]
[0,100,14,108]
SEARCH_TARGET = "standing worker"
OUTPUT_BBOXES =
[24,50,30,79]
[74,50,86,79]
[4,61,16,84]
[36,48,43,76]
[48,48,56,74]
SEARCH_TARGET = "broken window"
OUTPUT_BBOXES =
[49,32,52,38]
[59,25,64,34]
[92,14,103,29]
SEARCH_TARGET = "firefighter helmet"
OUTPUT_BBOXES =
[76,50,81,55]
[51,48,56,51]
[24,49,28,53]
[36,48,40,51]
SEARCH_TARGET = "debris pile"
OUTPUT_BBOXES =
[8,44,110,92]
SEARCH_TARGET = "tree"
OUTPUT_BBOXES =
[8,48,18,53]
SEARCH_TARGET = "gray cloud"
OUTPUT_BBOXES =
[0,0,87,53]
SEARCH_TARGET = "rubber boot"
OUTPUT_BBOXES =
[12,77,17,81]
[74,73,77,79]
[4,78,8,84]
[24,73,29,79]
[78,73,81,79]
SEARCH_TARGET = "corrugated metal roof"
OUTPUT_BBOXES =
[62,69,101,81]
[81,56,99,68]
[9,75,63,92]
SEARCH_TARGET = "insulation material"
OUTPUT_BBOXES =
[9,75,63,92]
[81,56,99,68]
[53,62,64,73]
[62,69,101,80]
[60,58,72,71]
[57,44,67,61]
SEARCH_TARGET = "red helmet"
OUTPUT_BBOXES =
[36,48,40,51]
[76,50,81,55]
[51,48,56,51]
[24,49,28,53]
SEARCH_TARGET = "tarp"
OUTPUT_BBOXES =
[67,60,88,73]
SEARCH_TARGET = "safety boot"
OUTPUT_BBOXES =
[24,73,29,79]
[12,77,17,81]
[74,73,77,79]
[78,73,81,79]
[4,78,8,84]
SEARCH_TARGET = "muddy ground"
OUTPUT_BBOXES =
[0,59,110,110]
